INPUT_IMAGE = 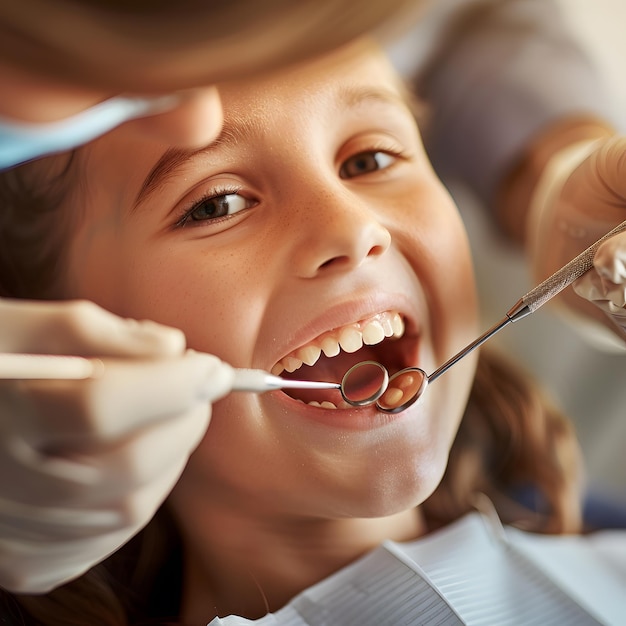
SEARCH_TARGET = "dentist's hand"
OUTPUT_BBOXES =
[0,298,234,594]
[528,136,626,350]
[573,231,626,340]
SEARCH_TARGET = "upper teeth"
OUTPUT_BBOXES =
[272,311,404,375]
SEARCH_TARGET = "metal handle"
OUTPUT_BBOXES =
[511,219,626,320]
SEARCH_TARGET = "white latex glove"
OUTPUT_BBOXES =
[573,233,626,340]
[528,136,626,351]
[0,298,234,594]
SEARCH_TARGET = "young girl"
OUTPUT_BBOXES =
[0,39,621,625]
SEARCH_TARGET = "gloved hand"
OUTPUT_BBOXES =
[527,135,626,351]
[0,298,234,594]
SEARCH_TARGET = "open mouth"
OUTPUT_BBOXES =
[272,310,415,409]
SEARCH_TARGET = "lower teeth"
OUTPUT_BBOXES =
[305,399,359,410]
[308,400,338,409]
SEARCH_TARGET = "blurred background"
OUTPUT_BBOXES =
[461,0,626,507]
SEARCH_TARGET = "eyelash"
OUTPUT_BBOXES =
[339,148,400,179]
[175,185,250,229]
[346,135,414,175]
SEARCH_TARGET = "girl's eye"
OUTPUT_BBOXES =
[339,151,396,179]
[180,192,254,227]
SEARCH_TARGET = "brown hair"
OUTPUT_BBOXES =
[0,152,80,299]
[0,0,423,92]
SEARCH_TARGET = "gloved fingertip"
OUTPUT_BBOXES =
[594,234,626,283]
[184,350,235,401]
[124,319,186,356]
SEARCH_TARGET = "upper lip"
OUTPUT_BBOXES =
[265,293,422,371]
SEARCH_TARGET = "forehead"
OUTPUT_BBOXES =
[219,42,404,118]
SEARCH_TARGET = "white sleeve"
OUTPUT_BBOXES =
[387,0,614,204]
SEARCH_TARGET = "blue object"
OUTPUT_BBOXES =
[0,94,180,170]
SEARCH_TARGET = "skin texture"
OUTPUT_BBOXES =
[52,41,479,621]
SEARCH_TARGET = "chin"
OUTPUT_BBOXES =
[323,446,450,519]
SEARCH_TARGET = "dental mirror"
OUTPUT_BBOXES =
[376,368,428,413]
[338,360,389,406]
[231,360,388,407]
[341,218,626,414]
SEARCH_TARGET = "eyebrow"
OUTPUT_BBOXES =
[336,85,408,110]
[132,85,414,210]
[131,116,261,210]
[133,147,195,210]
[339,84,426,127]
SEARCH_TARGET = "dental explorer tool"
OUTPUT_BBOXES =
[368,218,626,412]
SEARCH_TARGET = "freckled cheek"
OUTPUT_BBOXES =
[393,183,472,272]
[392,186,478,342]
[120,252,270,364]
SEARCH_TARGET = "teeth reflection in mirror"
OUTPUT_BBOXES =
[377,369,426,413]
[380,387,404,406]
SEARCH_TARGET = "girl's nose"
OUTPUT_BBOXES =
[292,193,392,278]
[125,86,224,148]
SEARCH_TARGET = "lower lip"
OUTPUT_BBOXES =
[265,391,417,431]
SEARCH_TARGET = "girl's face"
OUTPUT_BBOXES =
[60,42,479,522]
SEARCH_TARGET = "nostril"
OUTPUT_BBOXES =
[296,215,391,277]
[317,241,388,271]
[319,255,349,270]
[369,242,388,257]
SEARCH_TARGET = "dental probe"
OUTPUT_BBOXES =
[0,353,341,392]
[230,368,340,393]
[231,361,388,406]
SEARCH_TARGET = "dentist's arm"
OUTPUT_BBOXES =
[401,0,625,348]
[498,122,626,350]
[0,298,234,594]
